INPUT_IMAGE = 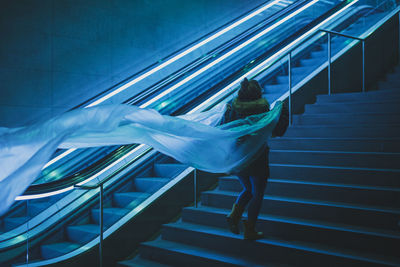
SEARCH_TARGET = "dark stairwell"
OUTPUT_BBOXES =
[119,60,400,267]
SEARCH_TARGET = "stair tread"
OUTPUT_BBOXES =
[143,237,268,267]
[269,162,400,172]
[184,205,400,239]
[119,257,173,267]
[297,111,400,117]
[204,190,400,214]
[269,179,400,192]
[270,149,400,155]
[310,100,400,106]
[288,124,400,129]
[270,137,400,141]
[163,221,400,265]
[221,176,400,192]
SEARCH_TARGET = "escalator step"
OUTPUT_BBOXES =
[3,216,29,231]
[153,163,187,178]
[41,242,80,259]
[67,224,99,244]
[113,192,151,208]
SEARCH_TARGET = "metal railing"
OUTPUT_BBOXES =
[283,5,400,125]
[72,164,200,267]
[321,29,366,94]
[285,28,367,125]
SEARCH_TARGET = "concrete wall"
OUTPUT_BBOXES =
[0,0,266,127]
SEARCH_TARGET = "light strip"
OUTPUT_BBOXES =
[40,0,283,170]
[42,148,77,169]
[86,0,282,108]
[75,145,145,186]
[19,145,147,200]
[140,0,320,108]
[190,0,359,113]
[15,186,74,200]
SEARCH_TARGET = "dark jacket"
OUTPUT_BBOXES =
[220,97,289,178]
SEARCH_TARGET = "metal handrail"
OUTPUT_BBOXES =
[283,21,368,124]
[320,29,366,94]
[282,5,400,125]
[72,145,153,267]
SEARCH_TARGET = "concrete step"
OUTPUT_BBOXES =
[201,190,400,231]
[182,206,400,258]
[140,238,264,267]
[316,90,400,103]
[119,256,174,267]
[113,192,150,208]
[66,224,99,244]
[41,242,80,259]
[384,73,400,84]
[304,102,400,114]
[378,81,400,90]
[218,177,400,208]
[268,137,400,152]
[160,222,398,266]
[269,150,400,169]
[284,125,400,138]
[293,112,400,126]
[269,164,400,187]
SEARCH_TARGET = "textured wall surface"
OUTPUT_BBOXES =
[0,0,266,127]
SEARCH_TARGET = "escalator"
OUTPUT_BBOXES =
[0,0,391,265]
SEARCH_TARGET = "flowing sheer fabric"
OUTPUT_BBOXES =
[0,101,283,215]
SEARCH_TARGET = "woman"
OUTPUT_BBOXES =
[221,78,288,240]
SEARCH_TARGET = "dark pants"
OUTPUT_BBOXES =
[234,149,268,222]
[235,174,267,222]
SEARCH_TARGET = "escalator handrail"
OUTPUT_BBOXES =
[72,0,300,110]
[18,0,312,197]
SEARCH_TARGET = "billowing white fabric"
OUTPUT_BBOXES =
[0,101,283,216]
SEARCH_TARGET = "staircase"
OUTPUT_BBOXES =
[261,12,385,104]
[119,67,400,266]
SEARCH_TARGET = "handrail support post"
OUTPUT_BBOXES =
[321,29,366,93]
[194,169,197,208]
[99,184,104,267]
[288,52,292,125]
[362,40,365,92]
[328,32,332,95]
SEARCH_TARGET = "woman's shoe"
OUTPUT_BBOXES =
[226,203,244,234]
[243,219,263,240]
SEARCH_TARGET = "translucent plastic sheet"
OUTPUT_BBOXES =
[0,102,282,215]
